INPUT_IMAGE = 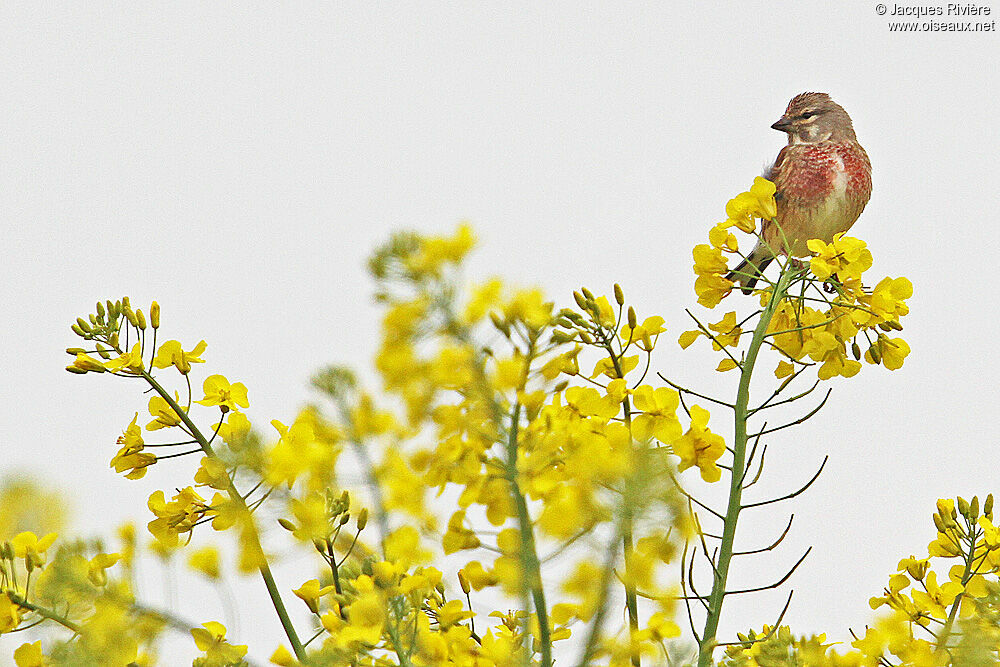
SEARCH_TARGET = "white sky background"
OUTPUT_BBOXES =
[3,2,999,663]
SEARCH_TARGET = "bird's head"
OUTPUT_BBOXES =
[771,92,857,144]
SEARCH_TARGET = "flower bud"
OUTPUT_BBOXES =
[573,291,587,310]
[313,539,326,553]
[76,317,92,333]
[357,508,368,530]
[107,300,117,319]
[970,496,980,520]
[71,323,86,337]
[878,321,892,332]
[868,345,881,364]
[66,347,86,355]
[89,313,98,325]
[553,380,569,393]
[340,512,351,526]
[851,342,861,360]
[123,306,138,327]
[627,307,637,329]
[135,309,147,330]
[457,569,471,594]
[933,513,947,533]
[150,301,160,329]
[579,331,594,344]
[581,287,594,300]
[97,301,106,318]
[66,365,89,374]
[278,518,296,532]
[986,494,994,519]
[109,332,119,347]
[958,497,970,519]
[95,342,112,360]
[613,283,624,305]
[490,312,511,337]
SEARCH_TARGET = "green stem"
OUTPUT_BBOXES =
[505,400,552,667]
[697,270,792,666]
[7,593,82,634]
[142,370,308,662]
[935,523,977,653]
[602,338,641,667]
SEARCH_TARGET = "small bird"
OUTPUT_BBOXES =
[728,92,872,293]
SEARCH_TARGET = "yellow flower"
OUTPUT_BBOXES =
[103,342,145,375]
[191,621,248,667]
[195,375,249,413]
[13,641,45,667]
[672,405,726,482]
[694,273,734,309]
[866,335,910,370]
[807,233,873,281]
[11,531,58,561]
[0,593,23,633]
[152,339,207,375]
[147,488,207,546]
[216,411,252,449]
[194,456,231,490]
[146,394,184,430]
[188,546,221,579]
[293,579,334,614]
[631,386,682,444]
[340,591,386,647]
[86,552,121,587]
[443,510,481,554]
[723,177,778,232]
[590,354,638,379]
[111,414,156,479]
[619,316,666,352]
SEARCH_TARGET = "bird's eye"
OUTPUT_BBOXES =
[800,111,816,119]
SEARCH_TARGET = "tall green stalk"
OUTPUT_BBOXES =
[143,371,308,663]
[697,269,793,666]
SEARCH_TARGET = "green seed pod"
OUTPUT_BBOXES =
[613,283,624,305]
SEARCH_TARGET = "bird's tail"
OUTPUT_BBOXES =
[726,244,774,295]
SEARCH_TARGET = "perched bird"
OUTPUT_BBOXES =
[727,92,872,293]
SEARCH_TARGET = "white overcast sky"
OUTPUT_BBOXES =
[3,2,999,663]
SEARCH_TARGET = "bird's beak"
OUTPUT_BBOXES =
[771,117,793,132]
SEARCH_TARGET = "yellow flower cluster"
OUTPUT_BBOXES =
[684,179,912,381]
